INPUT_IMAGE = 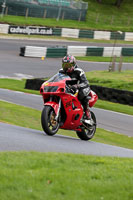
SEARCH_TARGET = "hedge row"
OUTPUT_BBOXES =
[90,85,133,106]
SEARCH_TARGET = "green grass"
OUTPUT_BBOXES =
[0,152,133,200]
[86,70,133,91]
[0,79,40,95]
[77,56,133,63]
[0,100,41,130]
[1,0,133,32]
[1,100,133,150]
[95,100,133,116]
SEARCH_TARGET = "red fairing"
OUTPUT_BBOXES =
[89,90,98,108]
[60,94,83,130]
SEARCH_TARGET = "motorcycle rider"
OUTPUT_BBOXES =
[59,55,93,125]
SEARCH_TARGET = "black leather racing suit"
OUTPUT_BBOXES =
[59,65,90,110]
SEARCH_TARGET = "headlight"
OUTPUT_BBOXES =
[44,86,58,92]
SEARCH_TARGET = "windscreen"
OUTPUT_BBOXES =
[47,73,70,83]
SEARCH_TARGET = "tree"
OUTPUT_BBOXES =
[97,0,102,3]
[96,0,123,7]
[115,0,123,7]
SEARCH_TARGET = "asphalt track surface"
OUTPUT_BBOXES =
[1,122,133,157]
[0,38,133,79]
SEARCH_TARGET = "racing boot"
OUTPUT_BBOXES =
[84,105,94,126]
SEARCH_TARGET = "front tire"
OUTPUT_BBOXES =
[41,106,59,136]
[76,111,96,141]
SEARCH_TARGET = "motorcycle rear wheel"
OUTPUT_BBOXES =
[76,111,96,141]
[41,106,59,136]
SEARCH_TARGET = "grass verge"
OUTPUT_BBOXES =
[0,151,133,200]
[0,79,40,95]
[77,56,133,63]
[86,70,133,91]
[95,100,133,116]
[0,100,133,150]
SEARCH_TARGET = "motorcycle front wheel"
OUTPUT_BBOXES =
[76,111,96,141]
[41,106,59,136]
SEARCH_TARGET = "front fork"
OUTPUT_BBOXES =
[55,98,61,121]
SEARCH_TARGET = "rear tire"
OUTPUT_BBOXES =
[76,111,96,141]
[41,106,59,136]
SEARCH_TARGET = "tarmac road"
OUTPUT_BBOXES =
[0,122,133,157]
[0,88,133,137]
[0,38,133,79]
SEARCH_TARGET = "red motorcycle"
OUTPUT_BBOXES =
[40,73,98,140]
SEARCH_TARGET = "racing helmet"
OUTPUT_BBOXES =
[62,55,76,73]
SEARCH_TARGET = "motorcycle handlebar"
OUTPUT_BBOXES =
[66,84,78,94]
